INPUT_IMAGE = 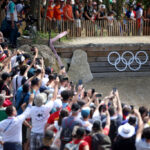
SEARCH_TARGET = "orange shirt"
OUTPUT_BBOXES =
[47,5,54,19]
[63,4,73,21]
[54,5,63,20]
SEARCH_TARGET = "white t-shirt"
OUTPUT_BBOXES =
[136,8,143,19]
[82,120,92,132]
[136,137,150,150]
[92,109,101,121]
[59,86,67,95]
[11,55,17,68]
[12,74,26,94]
[0,106,31,143]
[42,75,49,87]
[130,11,135,19]
[29,100,54,134]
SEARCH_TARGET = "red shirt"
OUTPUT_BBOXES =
[47,106,71,124]
[70,139,89,150]
[0,54,7,62]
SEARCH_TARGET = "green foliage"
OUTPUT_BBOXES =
[37,31,69,42]
[141,0,150,10]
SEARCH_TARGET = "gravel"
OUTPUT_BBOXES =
[64,36,150,45]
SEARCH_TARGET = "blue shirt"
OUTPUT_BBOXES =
[15,87,30,115]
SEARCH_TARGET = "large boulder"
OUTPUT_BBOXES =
[19,44,60,72]
[68,49,93,83]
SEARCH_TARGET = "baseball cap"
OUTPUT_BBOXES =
[93,120,102,131]
[71,103,80,112]
[39,86,48,93]
[81,107,90,118]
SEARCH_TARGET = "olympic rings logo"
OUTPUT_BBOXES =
[107,51,149,71]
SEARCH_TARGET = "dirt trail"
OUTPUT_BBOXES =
[63,36,150,45]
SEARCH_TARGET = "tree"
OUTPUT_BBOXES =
[116,0,124,19]
[104,0,110,13]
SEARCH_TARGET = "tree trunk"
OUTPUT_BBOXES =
[116,0,124,19]
[37,0,41,31]
[30,0,38,18]
[41,0,49,32]
[105,0,110,13]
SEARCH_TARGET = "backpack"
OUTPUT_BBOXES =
[65,141,83,150]
[91,133,111,150]
[60,119,74,143]
[108,119,118,144]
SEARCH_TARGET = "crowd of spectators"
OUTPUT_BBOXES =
[0,0,149,47]
[0,40,150,150]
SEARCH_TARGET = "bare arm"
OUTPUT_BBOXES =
[23,120,32,129]
[51,77,59,101]
[10,13,15,28]
[46,124,55,131]
[23,48,38,77]
[84,11,92,20]
[75,10,82,19]
[134,109,143,139]
[83,145,89,150]
[83,97,93,108]
[115,90,123,116]
[104,110,110,129]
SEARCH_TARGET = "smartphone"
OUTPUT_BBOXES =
[130,105,134,110]
[96,94,102,97]
[84,91,87,97]
[78,80,83,85]
[113,88,117,93]
[61,66,64,70]
[53,73,58,79]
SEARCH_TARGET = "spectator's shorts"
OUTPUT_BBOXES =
[30,132,44,150]
[75,19,81,28]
